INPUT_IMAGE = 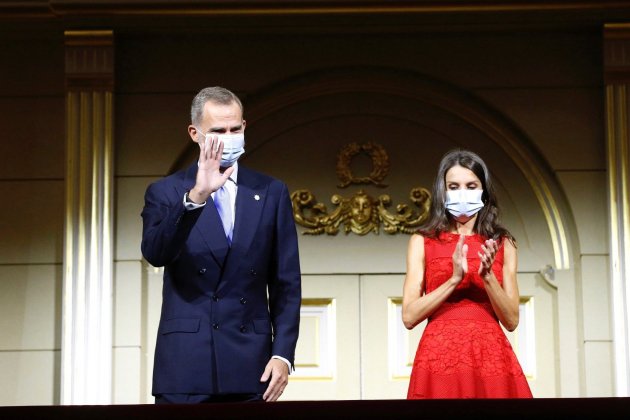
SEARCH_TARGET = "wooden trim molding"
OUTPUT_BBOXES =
[3,1,630,19]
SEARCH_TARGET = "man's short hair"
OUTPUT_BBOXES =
[191,86,244,125]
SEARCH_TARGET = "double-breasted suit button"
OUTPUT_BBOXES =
[212,295,219,302]
[198,268,206,275]
[250,269,257,276]
[240,298,247,305]
[212,323,219,329]
[240,325,246,333]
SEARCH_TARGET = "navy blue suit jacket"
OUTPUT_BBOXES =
[141,163,301,395]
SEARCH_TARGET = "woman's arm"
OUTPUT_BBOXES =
[481,238,521,331]
[402,233,466,329]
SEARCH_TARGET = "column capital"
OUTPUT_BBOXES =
[64,30,114,91]
[604,23,630,84]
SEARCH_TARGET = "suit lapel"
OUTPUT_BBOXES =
[183,163,230,266]
[231,166,268,254]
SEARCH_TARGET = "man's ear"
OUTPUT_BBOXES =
[188,125,200,143]
[242,120,246,131]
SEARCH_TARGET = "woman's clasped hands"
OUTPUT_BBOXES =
[451,234,499,283]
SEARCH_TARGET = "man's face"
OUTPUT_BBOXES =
[191,100,245,142]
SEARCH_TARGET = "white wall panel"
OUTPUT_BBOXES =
[0,181,63,265]
[0,350,60,406]
[581,255,612,341]
[557,172,608,255]
[0,264,61,350]
[584,341,614,397]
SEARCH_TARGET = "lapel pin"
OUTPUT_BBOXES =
[254,194,260,201]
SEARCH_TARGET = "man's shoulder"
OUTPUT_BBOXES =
[239,165,286,188]
[147,165,191,191]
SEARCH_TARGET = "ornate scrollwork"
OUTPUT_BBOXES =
[379,187,432,234]
[336,142,389,188]
[291,187,431,235]
[292,141,431,235]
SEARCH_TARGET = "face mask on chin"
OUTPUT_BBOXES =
[198,129,245,167]
[445,189,484,218]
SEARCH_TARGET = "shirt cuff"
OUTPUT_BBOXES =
[183,191,206,210]
[272,355,293,373]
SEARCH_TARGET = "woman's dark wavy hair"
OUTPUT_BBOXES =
[419,148,515,245]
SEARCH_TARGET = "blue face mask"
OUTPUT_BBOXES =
[199,129,245,167]
[445,189,484,218]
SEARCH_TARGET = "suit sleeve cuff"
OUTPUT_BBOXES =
[183,191,206,210]
[272,355,293,374]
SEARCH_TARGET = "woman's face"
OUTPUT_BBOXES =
[444,164,483,224]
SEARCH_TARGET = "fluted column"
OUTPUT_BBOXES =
[604,23,630,397]
[62,30,114,404]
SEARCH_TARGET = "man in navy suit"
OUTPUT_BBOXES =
[141,86,301,403]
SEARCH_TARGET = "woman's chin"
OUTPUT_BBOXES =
[452,214,474,224]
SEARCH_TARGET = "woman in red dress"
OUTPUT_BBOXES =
[403,149,533,399]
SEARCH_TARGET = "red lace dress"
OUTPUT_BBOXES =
[407,232,533,399]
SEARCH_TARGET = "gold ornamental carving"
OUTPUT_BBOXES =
[336,141,389,188]
[291,141,431,236]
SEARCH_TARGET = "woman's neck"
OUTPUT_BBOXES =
[450,216,477,235]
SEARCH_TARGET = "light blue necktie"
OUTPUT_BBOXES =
[214,183,233,244]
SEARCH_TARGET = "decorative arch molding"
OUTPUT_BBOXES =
[173,66,576,270]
